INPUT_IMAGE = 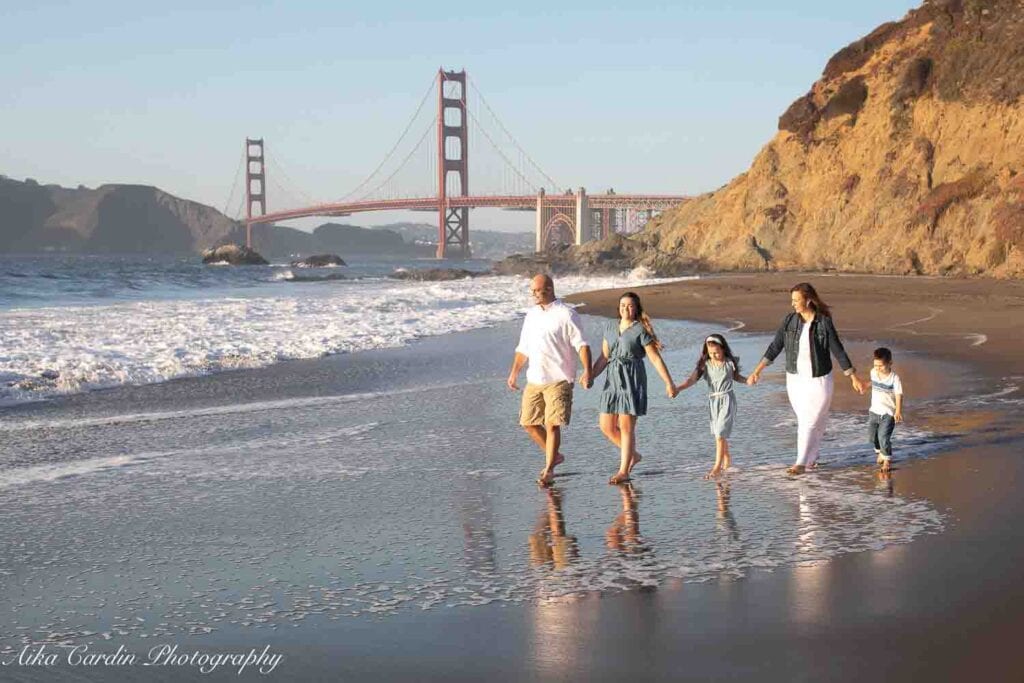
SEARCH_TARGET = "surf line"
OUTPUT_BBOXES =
[726,320,746,332]
[0,379,493,433]
[884,306,987,348]
[888,306,943,329]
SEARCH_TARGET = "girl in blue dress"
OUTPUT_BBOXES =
[591,292,677,484]
[676,334,747,479]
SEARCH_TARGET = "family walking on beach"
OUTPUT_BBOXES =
[507,274,905,484]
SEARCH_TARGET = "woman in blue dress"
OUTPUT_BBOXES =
[591,292,677,484]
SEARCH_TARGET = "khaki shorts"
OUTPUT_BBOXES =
[520,381,574,426]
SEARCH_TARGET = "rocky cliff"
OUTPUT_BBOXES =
[639,0,1024,278]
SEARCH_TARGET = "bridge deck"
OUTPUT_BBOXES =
[248,194,689,224]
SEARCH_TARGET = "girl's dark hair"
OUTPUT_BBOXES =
[620,291,663,350]
[790,282,832,317]
[695,334,740,378]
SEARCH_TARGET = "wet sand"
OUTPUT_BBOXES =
[561,273,1024,681]
[284,439,1024,682]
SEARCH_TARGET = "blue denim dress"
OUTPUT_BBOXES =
[599,321,653,416]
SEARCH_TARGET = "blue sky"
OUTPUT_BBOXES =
[1,0,919,232]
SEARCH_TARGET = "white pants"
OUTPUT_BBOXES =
[786,372,834,467]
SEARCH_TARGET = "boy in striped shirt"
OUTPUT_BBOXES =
[868,347,904,472]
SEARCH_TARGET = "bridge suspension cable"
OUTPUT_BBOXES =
[466,107,539,195]
[355,115,437,202]
[230,190,246,222]
[467,77,561,192]
[336,77,438,203]
[265,153,318,208]
[265,173,306,215]
[222,148,246,219]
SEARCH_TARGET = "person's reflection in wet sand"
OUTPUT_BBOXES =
[528,485,578,570]
[876,469,894,497]
[459,491,498,574]
[605,483,647,555]
[715,481,740,542]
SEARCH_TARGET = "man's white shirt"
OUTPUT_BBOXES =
[515,299,588,385]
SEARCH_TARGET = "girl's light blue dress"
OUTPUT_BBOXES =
[599,321,653,416]
[703,360,737,438]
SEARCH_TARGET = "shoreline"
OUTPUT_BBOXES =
[569,271,1024,388]
[570,272,1024,441]
[0,265,675,410]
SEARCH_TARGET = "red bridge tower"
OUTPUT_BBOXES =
[436,69,470,259]
[245,138,266,249]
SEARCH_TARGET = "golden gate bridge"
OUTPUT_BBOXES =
[224,69,690,258]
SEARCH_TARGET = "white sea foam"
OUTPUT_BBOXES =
[0,421,382,489]
[0,380,483,432]
[0,453,147,489]
[966,333,988,347]
[0,273,690,405]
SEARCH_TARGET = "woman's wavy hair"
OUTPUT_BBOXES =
[619,292,662,350]
[791,282,832,317]
[695,333,740,379]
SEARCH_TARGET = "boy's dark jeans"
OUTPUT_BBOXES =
[869,412,896,456]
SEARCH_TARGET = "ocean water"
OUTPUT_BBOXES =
[0,254,668,406]
[0,253,497,308]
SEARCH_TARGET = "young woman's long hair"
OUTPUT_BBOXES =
[620,291,662,350]
[695,334,740,379]
[790,282,832,318]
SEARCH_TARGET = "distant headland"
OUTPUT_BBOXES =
[0,176,532,259]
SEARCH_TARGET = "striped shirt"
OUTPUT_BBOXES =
[869,368,904,417]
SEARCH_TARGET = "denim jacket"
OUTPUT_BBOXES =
[761,312,855,378]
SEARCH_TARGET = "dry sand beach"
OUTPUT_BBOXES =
[572,273,1024,379]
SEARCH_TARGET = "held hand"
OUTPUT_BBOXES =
[580,372,593,389]
[507,373,519,391]
[851,375,867,395]
[666,384,678,399]
[747,372,760,386]
[894,411,904,423]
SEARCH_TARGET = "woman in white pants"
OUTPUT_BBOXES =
[746,283,866,474]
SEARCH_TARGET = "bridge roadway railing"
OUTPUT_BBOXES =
[249,194,688,225]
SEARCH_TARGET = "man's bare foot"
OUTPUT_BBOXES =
[536,470,554,486]
[539,453,565,478]
[704,466,721,480]
[627,452,642,474]
[608,472,630,485]
[787,465,806,475]
[880,459,891,473]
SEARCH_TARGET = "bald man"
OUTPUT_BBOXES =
[507,274,592,485]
